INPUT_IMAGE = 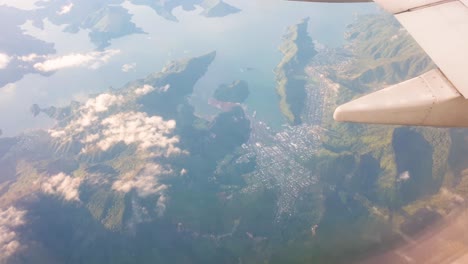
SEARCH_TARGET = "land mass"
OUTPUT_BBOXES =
[275,17,317,125]
[130,0,241,22]
[213,80,249,103]
[34,1,144,49]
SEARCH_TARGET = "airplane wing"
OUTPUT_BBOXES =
[290,0,468,127]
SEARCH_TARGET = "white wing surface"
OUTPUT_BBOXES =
[290,0,468,127]
[377,0,468,98]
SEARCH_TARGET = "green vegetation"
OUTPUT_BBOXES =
[36,2,144,50]
[275,18,317,125]
[201,0,241,17]
[130,0,241,22]
[3,11,468,264]
[137,52,217,119]
[334,14,434,95]
[318,12,449,209]
[86,5,145,49]
[291,13,463,262]
[213,80,249,103]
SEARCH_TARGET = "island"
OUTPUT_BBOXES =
[0,6,55,87]
[213,80,249,103]
[275,17,317,125]
[130,0,241,22]
[34,1,144,49]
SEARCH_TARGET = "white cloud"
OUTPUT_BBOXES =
[42,173,82,201]
[33,49,120,72]
[134,84,169,96]
[17,53,44,62]
[398,171,410,182]
[57,3,74,15]
[156,194,167,217]
[134,85,154,96]
[73,111,99,131]
[49,93,125,138]
[48,129,67,139]
[0,0,39,10]
[0,207,26,261]
[112,164,171,197]
[122,63,136,72]
[48,91,184,158]
[84,93,125,113]
[161,84,170,92]
[83,133,100,144]
[0,53,11,69]
[84,111,182,156]
[128,198,150,227]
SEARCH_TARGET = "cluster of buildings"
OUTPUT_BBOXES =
[236,47,347,219]
[240,119,320,219]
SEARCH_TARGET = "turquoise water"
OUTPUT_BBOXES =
[0,0,378,135]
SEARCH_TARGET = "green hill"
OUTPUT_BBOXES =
[275,18,317,125]
[213,80,249,103]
